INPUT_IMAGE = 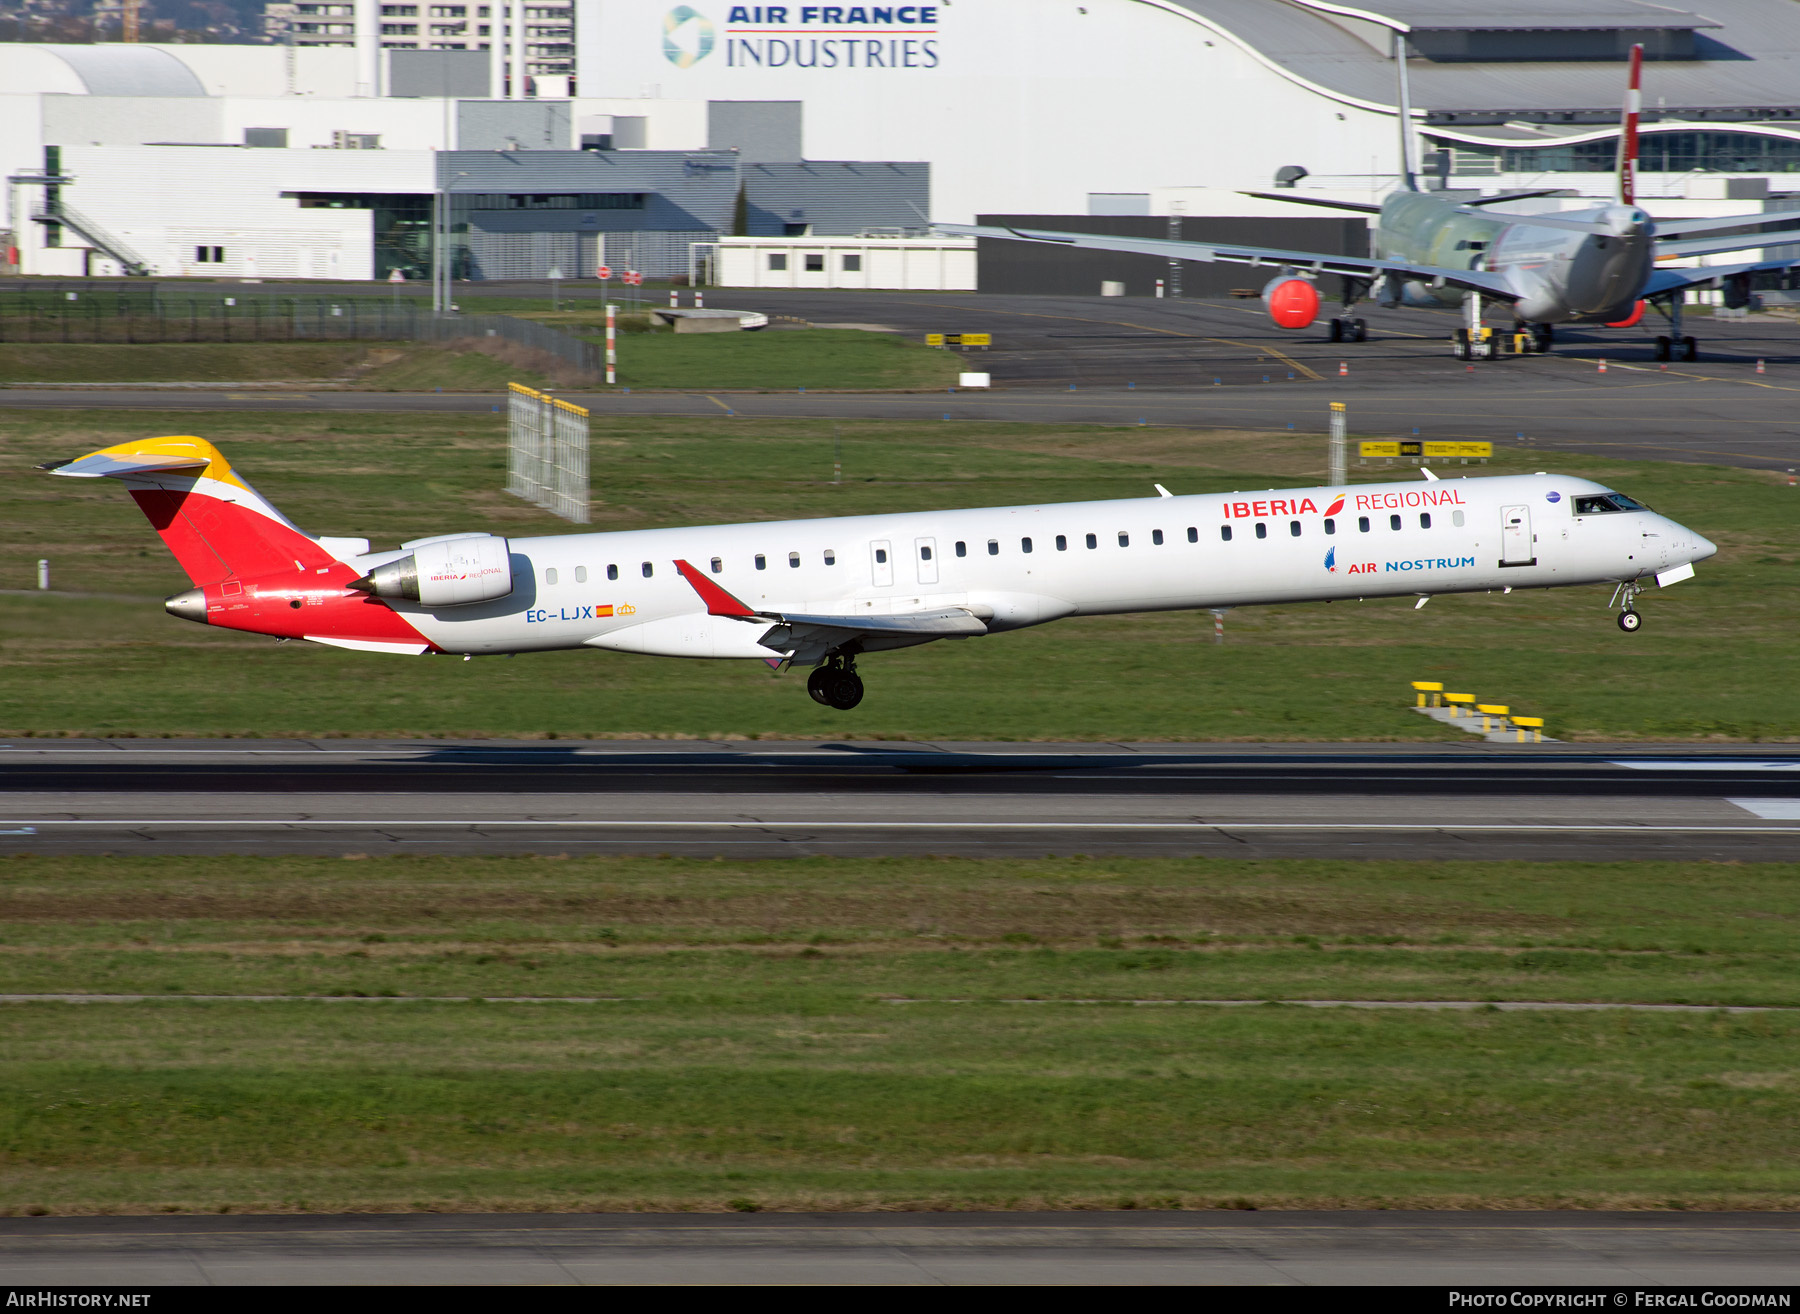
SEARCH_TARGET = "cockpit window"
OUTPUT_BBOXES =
[1575,492,1650,515]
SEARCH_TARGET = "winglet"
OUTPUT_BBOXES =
[673,559,757,617]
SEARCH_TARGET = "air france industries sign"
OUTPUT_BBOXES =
[664,5,943,70]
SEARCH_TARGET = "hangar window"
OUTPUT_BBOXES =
[194,245,225,263]
[1390,514,1402,531]
[955,541,966,557]
[574,566,587,583]
[1086,533,1097,549]
[842,254,862,272]
[824,550,836,565]
[1452,510,1465,528]
[789,552,801,568]
[1152,529,1163,545]
[987,539,999,555]
[768,254,788,271]
[1359,516,1371,533]
[1187,527,1198,543]
[1255,522,1267,539]
[805,254,825,272]
[1021,537,1032,553]
[1055,535,1067,551]
[1289,520,1301,537]
[710,557,722,573]
[1220,525,1232,542]
[545,567,558,585]
[642,561,653,578]
[755,554,767,570]
[1324,518,1336,535]
[1420,513,1432,529]
[607,564,618,580]
[1118,532,1129,547]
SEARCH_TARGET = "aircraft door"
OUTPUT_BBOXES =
[1500,505,1535,566]
[915,537,939,585]
[870,540,894,587]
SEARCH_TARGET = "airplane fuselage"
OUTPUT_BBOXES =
[1375,191,1655,324]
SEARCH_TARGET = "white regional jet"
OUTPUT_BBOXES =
[46,436,1716,710]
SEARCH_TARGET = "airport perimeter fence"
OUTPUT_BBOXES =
[0,291,604,378]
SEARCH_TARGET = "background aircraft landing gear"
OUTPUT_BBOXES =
[1328,317,1367,343]
[806,656,864,710]
[1531,324,1553,354]
[1653,336,1698,363]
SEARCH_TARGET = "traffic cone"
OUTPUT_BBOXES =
[1338,361,1348,376]
[1758,359,1766,374]
[1598,359,1608,373]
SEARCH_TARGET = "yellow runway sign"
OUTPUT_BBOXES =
[1360,440,1493,459]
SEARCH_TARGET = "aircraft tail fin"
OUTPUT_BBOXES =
[1394,31,1418,190]
[1617,42,1644,204]
[40,437,333,587]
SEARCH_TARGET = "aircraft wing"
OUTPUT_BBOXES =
[1642,256,1800,298]
[1654,232,1800,260]
[671,559,989,650]
[1652,208,1800,238]
[933,223,1520,300]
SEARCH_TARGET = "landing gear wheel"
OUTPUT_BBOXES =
[1617,609,1643,633]
[1532,325,1554,354]
[1328,320,1343,343]
[806,666,834,706]
[825,670,864,710]
[1654,336,1671,362]
[1353,318,1367,342]
[1454,330,1473,361]
[1682,336,1699,362]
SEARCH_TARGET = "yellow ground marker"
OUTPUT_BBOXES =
[1512,716,1545,743]
[1412,681,1444,708]
[1444,693,1475,718]
[1476,703,1510,733]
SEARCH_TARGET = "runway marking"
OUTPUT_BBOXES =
[703,394,733,413]
[4,820,1799,833]
[1731,798,1800,820]
[0,994,634,1003]
[1617,760,1800,771]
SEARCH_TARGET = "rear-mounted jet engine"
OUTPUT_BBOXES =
[350,533,515,607]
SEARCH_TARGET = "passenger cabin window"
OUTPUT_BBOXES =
[607,564,618,580]
[987,539,999,555]
[574,566,589,583]
[824,549,836,565]
[955,541,967,557]
[545,567,558,585]
[1056,535,1068,551]
[1187,527,1198,543]
[1289,520,1301,537]
[1255,522,1267,539]
[1085,533,1097,549]
[1118,532,1129,547]
[919,545,931,561]
[1021,537,1033,553]
[709,557,722,574]
[1220,525,1232,542]
[641,562,653,578]
[1358,517,1370,533]
[1420,513,1432,529]
[1324,518,1336,535]
[755,554,767,570]
[874,548,886,564]
[1152,529,1163,545]
[1389,514,1402,531]
[788,552,800,568]
[1452,510,1465,527]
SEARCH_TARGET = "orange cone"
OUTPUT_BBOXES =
[1338,361,1348,376]
[1758,359,1766,374]
[1598,359,1608,373]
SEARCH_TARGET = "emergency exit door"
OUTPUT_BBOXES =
[870,540,893,587]
[1500,505,1534,566]
[915,537,939,585]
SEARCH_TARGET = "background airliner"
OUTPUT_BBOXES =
[940,45,1800,363]
[46,436,1715,710]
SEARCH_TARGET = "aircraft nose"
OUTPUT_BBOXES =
[1693,532,1718,562]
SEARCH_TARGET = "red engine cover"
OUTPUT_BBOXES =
[1605,300,1647,328]
[1264,276,1321,330]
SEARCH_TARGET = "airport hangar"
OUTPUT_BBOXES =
[5,0,1800,291]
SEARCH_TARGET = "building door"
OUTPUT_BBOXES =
[915,537,938,585]
[870,539,893,587]
[1500,505,1534,565]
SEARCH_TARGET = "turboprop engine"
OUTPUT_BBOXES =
[1263,274,1321,330]
[349,533,514,607]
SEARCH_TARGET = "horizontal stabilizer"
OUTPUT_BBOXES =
[1653,207,1800,238]
[1461,191,1572,207]
[39,451,210,479]
[1239,191,1382,215]
[1655,232,1800,260]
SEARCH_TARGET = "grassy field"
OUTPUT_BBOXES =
[0,328,956,392]
[0,407,1792,740]
[3,854,1798,1214]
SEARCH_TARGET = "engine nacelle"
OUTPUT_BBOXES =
[1263,275,1321,330]
[1605,300,1647,328]
[351,534,514,607]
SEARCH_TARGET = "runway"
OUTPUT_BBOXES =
[4,292,1799,470]
[4,739,1798,859]
[4,1210,1798,1285]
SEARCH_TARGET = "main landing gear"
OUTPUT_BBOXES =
[1652,296,1699,362]
[807,655,864,710]
[1610,581,1644,633]
[1328,317,1367,343]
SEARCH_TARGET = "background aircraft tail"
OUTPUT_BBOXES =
[1617,42,1644,204]
[40,437,335,587]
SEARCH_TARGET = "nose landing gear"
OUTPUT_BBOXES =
[806,655,865,710]
[1618,609,1643,632]
[1610,581,1645,632]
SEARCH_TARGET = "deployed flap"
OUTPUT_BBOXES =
[775,608,988,638]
